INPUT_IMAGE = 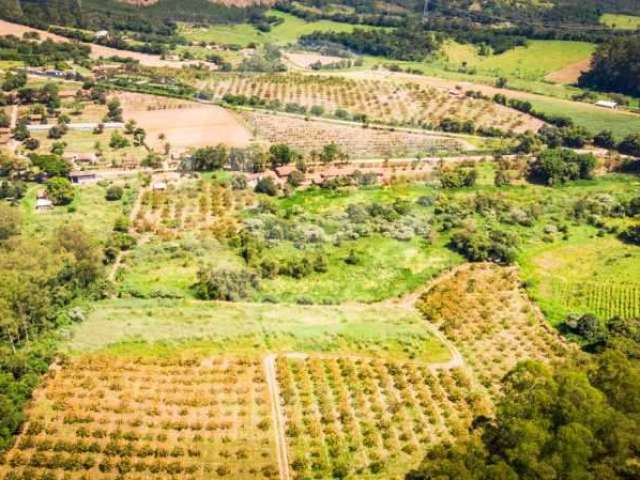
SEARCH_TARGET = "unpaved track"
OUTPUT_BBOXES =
[263,354,290,480]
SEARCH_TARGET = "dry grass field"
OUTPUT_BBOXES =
[0,355,279,479]
[418,264,568,396]
[201,73,540,133]
[242,111,470,158]
[119,92,251,152]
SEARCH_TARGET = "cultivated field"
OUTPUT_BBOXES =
[418,264,567,396]
[202,73,541,133]
[0,354,280,479]
[119,93,252,152]
[524,235,640,324]
[243,111,470,158]
[277,355,486,479]
[600,13,640,30]
[133,177,252,239]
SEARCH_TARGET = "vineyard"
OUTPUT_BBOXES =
[242,111,468,159]
[276,355,489,480]
[418,264,567,396]
[134,179,253,240]
[548,278,640,320]
[0,355,279,479]
[201,73,540,133]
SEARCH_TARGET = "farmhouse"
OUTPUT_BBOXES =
[69,171,98,184]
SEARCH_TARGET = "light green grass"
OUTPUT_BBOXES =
[179,10,380,46]
[601,13,640,30]
[20,181,137,241]
[442,40,595,81]
[67,298,451,363]
[521,233,640,324]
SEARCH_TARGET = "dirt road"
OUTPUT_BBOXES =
[263,354,291,480]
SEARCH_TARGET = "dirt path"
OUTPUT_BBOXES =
[8,104,18,154]
[263,354,291,480]
[108,183,147,283]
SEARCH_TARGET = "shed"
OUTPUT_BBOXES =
[70,171,98,184]
[35,198,53,211]
[595,100,618,109]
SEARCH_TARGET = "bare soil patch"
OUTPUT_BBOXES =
[545,57,592,84]
[119,92,251,152]
[285,52,344,69]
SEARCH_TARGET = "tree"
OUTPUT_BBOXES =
[109,131,130,149]
[269,144,297,168]
[440,167,478,189]
[29,154,71,177]
[287,170,305,187]
[620,224,640,245]
[194,268,259,301]
[255,177,278,196]
[0,204,21,240]
[593,130,616,150]
[191,145,228,171]
[105,185,123,201]
[617,133,640,157]
[45,177,75,206]
[105,98,123,122]
[528,149,596,185]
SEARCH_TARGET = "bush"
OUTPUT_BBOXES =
[194,268,259,301]
[528,148,596,185]
[620,224,640,245]
[46,177,75,205]
[617,133,640,157]
[255,177,278,196]
[450,226,518,264]
[105,185,123,201]
[440,167,478,189]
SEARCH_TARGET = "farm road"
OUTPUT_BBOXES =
[263,354,291,480]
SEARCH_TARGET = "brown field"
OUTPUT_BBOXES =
[545,57,592,84]
[0,355,279,479]
[200,73,541,133]
[119,92,251,152]
[417,264,569,396]
[118,0,274,5]
[242,111,472,159]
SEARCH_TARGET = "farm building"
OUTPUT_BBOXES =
[275,165,296,178]
[595,100,618,109]
[152,181,168,191]
[70,171,98,184]
[35,198,53,211]
[64,152,97,165]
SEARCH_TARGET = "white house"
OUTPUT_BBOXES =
[35,198,53,211]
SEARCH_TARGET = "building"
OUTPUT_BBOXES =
[70,171,98,184]
[64,152,97,165]
[95,30,110,39]
[275,165,296,178]
[35,198,53,211]
[152,181,167,191]
[595,100,618,110]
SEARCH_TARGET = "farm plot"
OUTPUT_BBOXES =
[243,111,467,159]
[417,264,567,396]
[201,73,540,133]
[119,92,252,153]
[0,355,279,479]
[276,355,487,479]
[523,235,640,324]
[134,178,254,240]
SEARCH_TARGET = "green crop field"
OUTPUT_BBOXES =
[601,13,640,30]
[179,10,379,46]
[442,40,595,81]
[521,225,640,325]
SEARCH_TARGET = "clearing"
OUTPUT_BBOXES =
[600,13,640,30]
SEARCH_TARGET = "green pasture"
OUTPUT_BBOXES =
[20,181,137,241]
[442,40,595,81]
[601,13,640,30]
[179,10,378,47]
[67,298,451,363]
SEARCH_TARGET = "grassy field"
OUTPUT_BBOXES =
[179,10,379,46]
[67,298,451,363]
[601,13,640,29]
[20,181,138,241]
[521,232,640,324]
[442,40,595,81]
